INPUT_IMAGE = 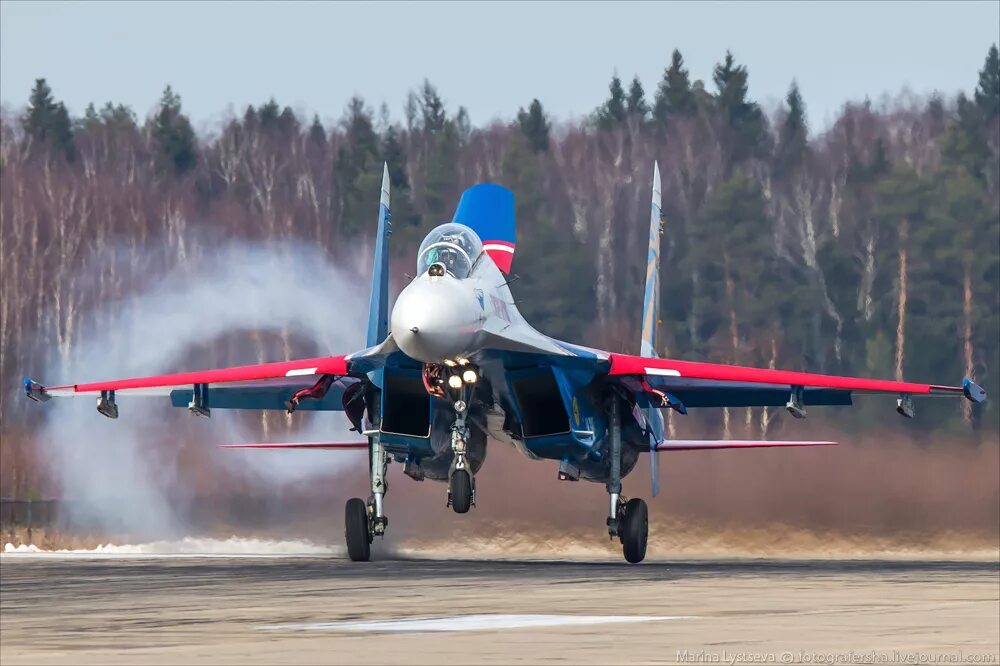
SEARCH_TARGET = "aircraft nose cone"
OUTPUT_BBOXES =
[391,277,481,363]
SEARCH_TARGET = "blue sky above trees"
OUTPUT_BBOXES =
[1,0,997,132]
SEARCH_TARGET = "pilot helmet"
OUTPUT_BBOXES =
[428,246,460,273]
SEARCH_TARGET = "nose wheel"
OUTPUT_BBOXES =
[446,385,477,514]
[448,469,474,513]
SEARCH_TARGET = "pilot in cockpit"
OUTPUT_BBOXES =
[417,223,483,279]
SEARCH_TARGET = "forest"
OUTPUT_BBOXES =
[1,46,998,497]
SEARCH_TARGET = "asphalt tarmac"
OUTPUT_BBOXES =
[1,556,998,665]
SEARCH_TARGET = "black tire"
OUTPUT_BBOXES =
[450,469,473,514]
[621,498,648,564]
[345,497,371,562]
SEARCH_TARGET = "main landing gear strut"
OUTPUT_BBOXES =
[345,399,389,562]
[606,395,648,564]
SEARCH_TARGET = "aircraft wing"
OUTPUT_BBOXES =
[23,355,363,416]
[608,353,986,415]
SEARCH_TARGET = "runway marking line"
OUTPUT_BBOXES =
[258,614,698,633]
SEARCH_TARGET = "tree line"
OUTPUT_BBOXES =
[1,46,998,494]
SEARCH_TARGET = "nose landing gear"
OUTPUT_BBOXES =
[447,398,476,513]
[448,468,474,513]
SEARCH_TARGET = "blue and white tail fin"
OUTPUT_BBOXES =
[640,161,662,358]
[452,183,516,273]
[366,163,392,347]
[640,162,665,496]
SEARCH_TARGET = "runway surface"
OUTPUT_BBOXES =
[2,555,998,665]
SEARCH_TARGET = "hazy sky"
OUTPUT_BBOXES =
[2,1,998,134]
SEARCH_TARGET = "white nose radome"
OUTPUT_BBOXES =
[390,276,482,363]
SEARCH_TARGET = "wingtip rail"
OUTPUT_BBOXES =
[962,378,987,403]
[23,378,50,403]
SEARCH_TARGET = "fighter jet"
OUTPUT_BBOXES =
[24,163,987,563]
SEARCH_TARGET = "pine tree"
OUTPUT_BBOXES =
[653,49,695,125]
[516,99,550,153]
[626,76,648,119]
[81,102,101,133]
[308,114,326,146]
[974,43,999,119]
[774,81,808,179]
[101,102,137,130]
[423,120,459,221]
[596,74,627,130]
[23,79,56,142]
[49,103,75,159]
[152,85,197,174]
[712,51,766,165]
[336,97,382,234]
[688,169,786,360]
[942,93,991,182]
[502,134,597,339]
[258,98,280,127]
[381,124,419,243]
[277,106,299,136]
[22,78,75,158]
[243,104,259,129]
[713,52,747,114]
[419,80,447,134]
[382,125,409,190]
[455,106,471,143]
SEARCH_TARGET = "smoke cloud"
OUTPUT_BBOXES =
[35,239,368,538]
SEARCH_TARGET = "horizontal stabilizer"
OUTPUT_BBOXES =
[656,439,836,451]
[219,442,368,450]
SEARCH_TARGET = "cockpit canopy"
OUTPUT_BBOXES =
[417,223,483,279]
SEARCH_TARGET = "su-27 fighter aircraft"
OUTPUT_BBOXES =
[25,162,987,563]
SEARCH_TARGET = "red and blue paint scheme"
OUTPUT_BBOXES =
[453,183,516,273]
[23,161,987,563]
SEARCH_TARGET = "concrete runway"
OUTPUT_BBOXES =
[1,556,998,665]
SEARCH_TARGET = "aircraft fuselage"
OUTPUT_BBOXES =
[359,224,646,487]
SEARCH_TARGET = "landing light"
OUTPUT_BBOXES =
[443,359,457,367]
[447,375,463,389]
[456,357,469,366]
[462,369,478,384]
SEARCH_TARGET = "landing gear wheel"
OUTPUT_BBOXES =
[620,498,648,564]
[449,469,473,514]
[345,497,372,562]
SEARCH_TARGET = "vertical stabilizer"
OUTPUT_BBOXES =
[366,163,392,347]
[639,162,665,496]
[452,183,516,273]
[640,161,663,358]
